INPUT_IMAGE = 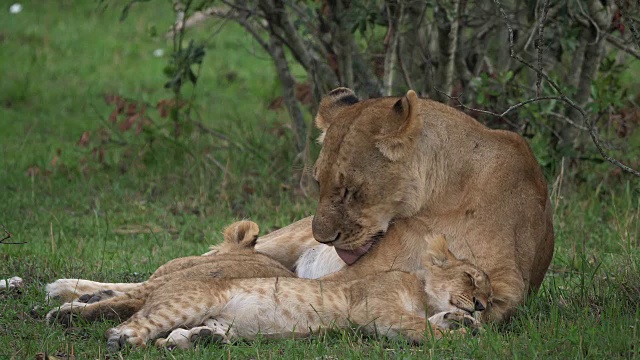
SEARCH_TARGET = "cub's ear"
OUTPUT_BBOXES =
[223,220,260,248]
[376,90,422,161]
[423,234,456,267]
[316,87,359,133]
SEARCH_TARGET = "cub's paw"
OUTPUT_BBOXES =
[428,311,482,335]
[155,325,229,350]
[155,328,192,350]
[78,289,121,304]
[106,327,145,352]
[46,301,87,326]
[191,326,229,346]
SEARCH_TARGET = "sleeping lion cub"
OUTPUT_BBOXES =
[48,229,491,350]
[46,221,294,323]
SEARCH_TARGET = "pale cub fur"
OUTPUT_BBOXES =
[49,234,491,350]
[46,221,295,325]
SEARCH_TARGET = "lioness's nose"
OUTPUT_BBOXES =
[474,298,486,311]
[312,216,340,244]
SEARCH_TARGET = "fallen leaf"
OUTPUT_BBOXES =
[77,131,91,147]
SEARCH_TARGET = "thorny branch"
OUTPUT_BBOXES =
[1,224,25,245]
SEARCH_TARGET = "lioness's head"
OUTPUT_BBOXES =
[311,88,424,264]
[211,220,260,254]
[417,235,492,314]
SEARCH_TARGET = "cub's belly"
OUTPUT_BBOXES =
[218,289,344,338]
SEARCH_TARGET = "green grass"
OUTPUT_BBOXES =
[1,1,639,359]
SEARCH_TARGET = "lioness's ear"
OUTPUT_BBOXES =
[315,87,359,134]
[376,90,421,161]
[423,234,454,267]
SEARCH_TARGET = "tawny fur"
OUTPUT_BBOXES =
[47,88,553,325]
[49,235,490,350]
[46,221,295,323]
[253,88,553,323]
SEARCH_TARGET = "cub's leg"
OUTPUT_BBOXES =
[47,295,145,325]
[46,279,143,303]
[105,287,225,350]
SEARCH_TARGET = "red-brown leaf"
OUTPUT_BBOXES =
[119,114,139,132]
[109,110,118,123]
[77,131,91,147]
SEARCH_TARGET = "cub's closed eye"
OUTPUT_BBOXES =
[465,272,475,286]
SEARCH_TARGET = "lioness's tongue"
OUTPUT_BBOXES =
[335,242,373,265]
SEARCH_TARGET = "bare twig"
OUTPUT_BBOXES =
[492,0,640,178]
[535,0,550,97]
[1,224,25,245]
[548,112,588,131]
[436,88,568,127]
[605,33,640,59]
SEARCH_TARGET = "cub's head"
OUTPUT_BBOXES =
[209,220,260,254]
[311,88,425,264]
[417,235,492,315]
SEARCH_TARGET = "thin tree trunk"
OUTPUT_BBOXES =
[382,2,403,96]
[435,0,461,102]
[268,36,307,154]
[562,0,612,147]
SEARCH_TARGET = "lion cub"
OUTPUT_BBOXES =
[98,234,491,350]
[46,221,295,324]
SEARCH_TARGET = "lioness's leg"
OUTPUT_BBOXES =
[46,279,143,303]
[481,268,526,323]
[251,217,318,270]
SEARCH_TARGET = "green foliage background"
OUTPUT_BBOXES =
[0,1,639,359]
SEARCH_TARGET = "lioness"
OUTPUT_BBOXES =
[250,88,553,323]
[50,234,490,350]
